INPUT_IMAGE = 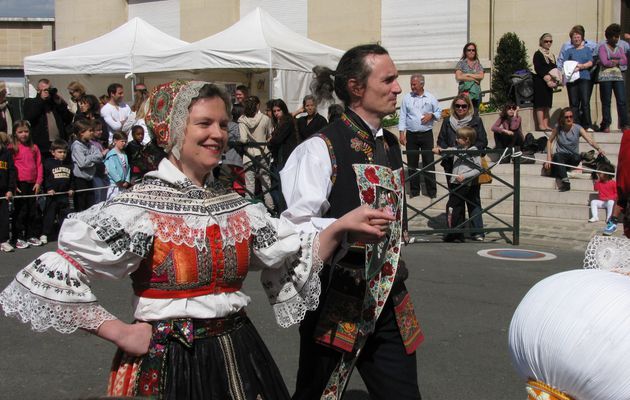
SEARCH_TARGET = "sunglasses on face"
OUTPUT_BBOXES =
[508,105,517,110]
[466,48,476,52]
[543,40,553,43]
[564,115,574,119]
[454,104,469,109]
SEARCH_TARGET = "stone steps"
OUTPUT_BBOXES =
[406,130,623,245]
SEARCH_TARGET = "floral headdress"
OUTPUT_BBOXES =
[145,80,206,160]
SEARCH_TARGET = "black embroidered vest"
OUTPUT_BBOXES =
[316,110,403,219]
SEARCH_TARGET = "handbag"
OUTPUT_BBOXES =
[478,156,492,185]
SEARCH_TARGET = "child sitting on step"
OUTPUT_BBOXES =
[589,163,616,223]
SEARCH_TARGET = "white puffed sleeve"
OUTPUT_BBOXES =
[0,202,153,334]
[246,203,324,328]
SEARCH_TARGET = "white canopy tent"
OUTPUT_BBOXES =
[23,17,190,99]
[22,9,343,111]
[146,7,344,110]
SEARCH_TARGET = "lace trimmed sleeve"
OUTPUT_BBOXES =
[248,204,324,328]
[584,235,630,273]
[0,202,153,334]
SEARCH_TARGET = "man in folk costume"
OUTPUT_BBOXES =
[281,44,423,400]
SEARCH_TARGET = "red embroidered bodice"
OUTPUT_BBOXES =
[131,213,251,299]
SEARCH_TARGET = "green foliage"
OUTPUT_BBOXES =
[382,111,399,127]
[490,32,530,109]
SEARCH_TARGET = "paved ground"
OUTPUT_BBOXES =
[0,239,587,399]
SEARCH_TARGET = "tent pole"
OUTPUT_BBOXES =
[125,73,136,103]
[268,68,273,101]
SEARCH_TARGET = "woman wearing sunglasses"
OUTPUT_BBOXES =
[455,42,485,114]
[533,33,559,132]
[437,94,488,241]
[544,107,605,192]
[491,103,523,152]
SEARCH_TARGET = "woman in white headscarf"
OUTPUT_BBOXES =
[0,80,393,399]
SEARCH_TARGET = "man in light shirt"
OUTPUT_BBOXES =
[101,83,132,144]
[398,74,441,198]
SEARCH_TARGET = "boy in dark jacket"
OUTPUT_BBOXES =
[125,125,166,183]
[41,139,73,242]
[0,132,16,252]
[125,125,144,183]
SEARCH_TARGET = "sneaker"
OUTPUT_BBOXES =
[472,235,485,242]
[27,237,42,247]
[586,127,595,133]
[559,182,571,192]
[603,221,617,236]
[0,242,14,252]
[15,239,29,249]
[39,235,48,244]
[588,217,599,223]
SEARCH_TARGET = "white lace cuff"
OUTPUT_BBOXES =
[0,251,117,334]
[584,236,630,273]
[261,232,324,328]
[0,280,116,333]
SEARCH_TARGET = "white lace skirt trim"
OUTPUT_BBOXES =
[0,280,116,334]
[262,232,324,328]
[584,236,630,273]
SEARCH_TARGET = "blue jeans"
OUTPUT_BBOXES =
[567,79,592,128]
[599,80,628,129]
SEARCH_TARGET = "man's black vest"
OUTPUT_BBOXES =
[315,109,403,219]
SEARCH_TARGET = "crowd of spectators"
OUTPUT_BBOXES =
[0,21,628,250]
[0,79,165,252]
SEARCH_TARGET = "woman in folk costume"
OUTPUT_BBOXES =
[508,235,630,400]
[0,80,393,400]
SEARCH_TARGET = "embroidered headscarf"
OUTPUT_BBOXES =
[145,80,207,160]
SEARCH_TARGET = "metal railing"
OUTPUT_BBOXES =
[223,143,521,244]
[402,147,520,244]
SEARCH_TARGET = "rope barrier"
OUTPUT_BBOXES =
[0,184,111,201]
[516,154,615,176]
[423,146,614,180]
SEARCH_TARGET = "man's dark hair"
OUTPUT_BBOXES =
[311,44,389,106]
[107,83,123,96]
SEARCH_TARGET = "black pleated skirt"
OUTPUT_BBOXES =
[108,315,290,400]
